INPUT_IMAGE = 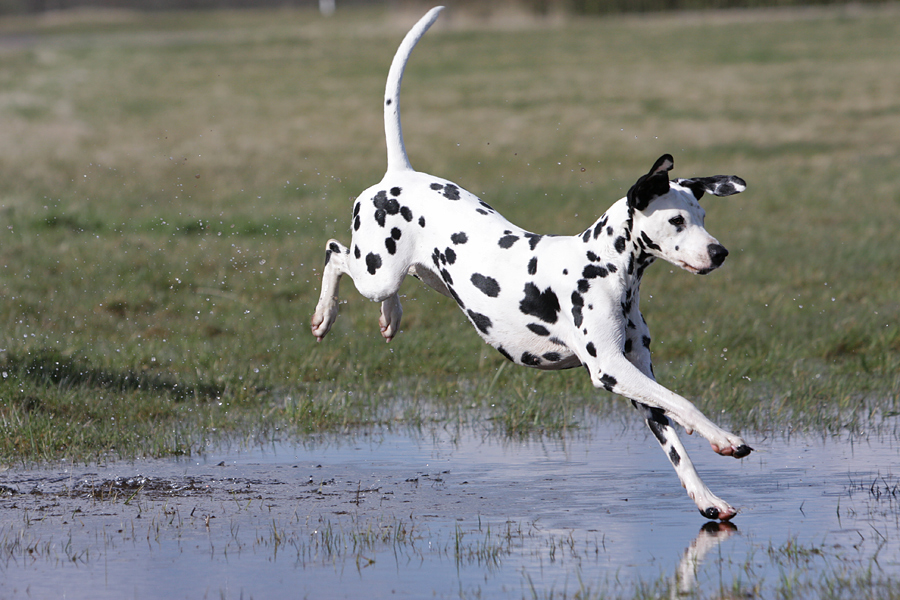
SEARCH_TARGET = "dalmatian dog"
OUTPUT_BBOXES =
[311,6,752,520]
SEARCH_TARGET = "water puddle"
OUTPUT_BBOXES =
[1,418,898,598]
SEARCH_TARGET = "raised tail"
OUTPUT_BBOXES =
[384,6,444,173]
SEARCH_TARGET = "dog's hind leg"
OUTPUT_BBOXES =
[379,293,403,342]
[312,237,412,342]
[640,404,738,520]
[311,239,351,341]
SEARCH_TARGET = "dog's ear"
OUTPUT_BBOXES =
[676,175,747,200]
[627,154,674,211]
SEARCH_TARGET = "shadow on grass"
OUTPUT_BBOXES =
[1,349,223,403]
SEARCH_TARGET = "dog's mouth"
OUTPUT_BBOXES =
[679,262,718,275]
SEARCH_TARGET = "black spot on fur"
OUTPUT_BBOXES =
[647,417,668,444]
[354,245,361,259]
[372,191,398,227]
[519,283,560,324]
[448,286,465,309]
[373,191,400,228]
[401,206,413,222]
[577,279,590,293]
[328,242,340,253]
[521,352,541,366]
[624,338,633,353]
[443,184,460,200]
[445,247,457,265]
[498,234,519,249]
[386,99,392,106]
[385,238,396,254]
[430,183,443,191]
[470,273,500,297]
[353,215,361,231]
[542,352,561,362]
[599,373,617,392]
[496,346,514,362]
[606,263,618,274]
[467,310,492,334]
[614,237,627,254]
[640,231,661,251]
[668,446,681,466]
[391,227,402,240]
[525,233,542,250]
[479,200,494,211]
[586,342,597,357]
[451,232,468,245]
[571,291,584,328]
[527,323,550,336]
[607,226,613,236]
[476,209,488,215]
[582,264,608,279]
[365,252,382,275]
[587,251,599,262]
[390,186,402,196]
[440,268,453,286]
[642,335,651,349]
[582,229,591,243]
[527,257,538,275]
[647,416,667,444]
[419,216,426,228]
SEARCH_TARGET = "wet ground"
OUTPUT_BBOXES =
[1,418,899,599]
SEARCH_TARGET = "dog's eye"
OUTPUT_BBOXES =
[668,216,685,227]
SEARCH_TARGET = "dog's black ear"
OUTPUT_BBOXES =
[627,154,674,211]
[676,175,747,200]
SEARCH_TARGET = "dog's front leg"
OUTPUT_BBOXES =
[622,324,739,519]
[587,352,751,459]
[638,403,739,520]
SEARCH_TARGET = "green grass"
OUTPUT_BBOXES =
[0,4,899,461]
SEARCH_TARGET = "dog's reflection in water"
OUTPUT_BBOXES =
[672,521,739,597]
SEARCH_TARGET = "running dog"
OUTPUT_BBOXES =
[311,6,751,520]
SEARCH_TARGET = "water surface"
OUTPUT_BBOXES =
[1,419,897,598]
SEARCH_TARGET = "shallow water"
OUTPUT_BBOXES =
[1,419,898,599]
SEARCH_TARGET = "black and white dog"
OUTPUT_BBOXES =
[312,6,751,520]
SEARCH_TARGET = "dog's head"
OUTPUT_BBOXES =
[626,154,745,275]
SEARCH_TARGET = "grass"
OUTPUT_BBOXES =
[0,4,899,462]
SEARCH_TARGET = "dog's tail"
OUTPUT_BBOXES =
[384,6,444,173]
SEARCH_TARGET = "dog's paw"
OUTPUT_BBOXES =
[710,441,753,459]
[379,295,403,342]
[699,503,737,521]
[690,488,737,521]
[310,303,338,341]
[310,314,328,341]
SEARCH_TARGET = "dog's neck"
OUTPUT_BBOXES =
[580,198,657,291]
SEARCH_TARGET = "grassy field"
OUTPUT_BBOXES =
[0,4,898,462]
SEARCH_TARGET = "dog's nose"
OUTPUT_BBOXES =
[708,244,729,267]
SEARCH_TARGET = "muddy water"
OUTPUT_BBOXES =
[1,419,898,599]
